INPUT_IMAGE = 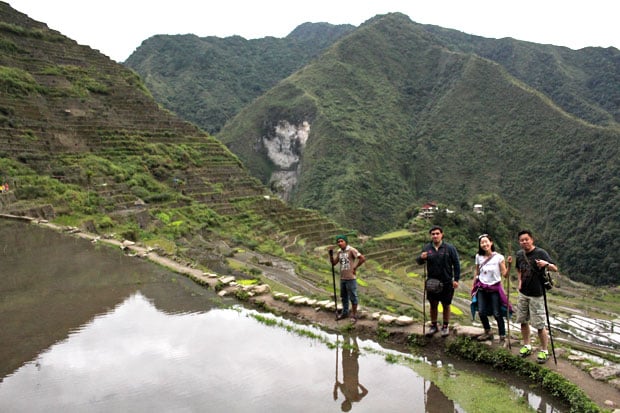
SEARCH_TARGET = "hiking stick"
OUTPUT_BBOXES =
[423,261,427,336]
[329,249,338,320]
[542,285,557,365]
[506,244,513,349]
[506,258,512,349]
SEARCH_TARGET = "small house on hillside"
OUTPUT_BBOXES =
[420,202,438,218]
[473,204,484,214]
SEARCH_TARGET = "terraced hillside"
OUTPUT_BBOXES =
[0,3,345,267]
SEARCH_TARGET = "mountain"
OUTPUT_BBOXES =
[0,2,345,276]
[422,25,620,127]
[213,13,620,284]
[124,22,355,134]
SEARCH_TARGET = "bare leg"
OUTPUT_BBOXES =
[521,323,530,346]
[430,301,438,324]
[538,328,548,351]
[443,303,450,325]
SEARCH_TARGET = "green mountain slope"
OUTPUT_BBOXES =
[124,23,354,134]
[0,2,347,275]
[422,25,620,127]
[216,13,620,284]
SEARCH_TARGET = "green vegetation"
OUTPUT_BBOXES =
[214,13,619,285]
[0,66,39,94]
[43,64,110,96]
[124,23,355,134]
[0,21,65,42]
[446,337,601,413]
[424,25,620,127]
[419,365,539,413]
[2,4,618,291]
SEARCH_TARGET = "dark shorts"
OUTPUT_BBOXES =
[427,285,454,306]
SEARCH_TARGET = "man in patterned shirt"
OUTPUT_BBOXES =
[329,235,366,323]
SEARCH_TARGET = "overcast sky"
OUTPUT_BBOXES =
[7,0,620,62]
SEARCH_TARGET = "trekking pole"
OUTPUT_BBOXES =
[506,250,512,350]
[542,285,557,365]
[329,249,339,320]
[423,261,427,336]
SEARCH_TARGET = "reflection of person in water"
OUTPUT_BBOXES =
[425,381,455,413]
[333,335,368,411]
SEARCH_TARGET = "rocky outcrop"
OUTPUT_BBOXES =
[264,120,310,201]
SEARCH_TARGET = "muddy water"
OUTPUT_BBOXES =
[0,221,564,412]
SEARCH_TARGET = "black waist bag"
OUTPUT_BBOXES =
[425,278,443,293]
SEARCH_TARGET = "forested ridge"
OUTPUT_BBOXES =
[127,13,619,284]
[124,22,355,134]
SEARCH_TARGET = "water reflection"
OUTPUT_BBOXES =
[512,385,562,413]
[425,381,456,413]
[0,220,219,379]
[0,221,569,412]
[333,335,368,411]
[0,293,430,412]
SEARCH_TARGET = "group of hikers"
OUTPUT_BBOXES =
[328,226,557,364]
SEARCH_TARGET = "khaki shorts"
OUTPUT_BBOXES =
[516,294,547,330]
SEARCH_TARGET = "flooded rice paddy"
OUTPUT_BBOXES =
[0,220,566,412]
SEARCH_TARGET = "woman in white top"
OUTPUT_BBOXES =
[474,234,511,342]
